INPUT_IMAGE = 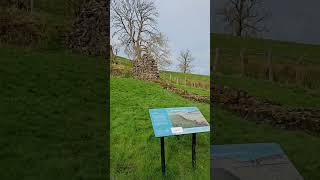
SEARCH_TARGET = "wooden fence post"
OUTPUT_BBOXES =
[169,74,172,82]
[267,49,273,81]
[296,55,305,86]
[214,48,219,72]
[240,48,246,76]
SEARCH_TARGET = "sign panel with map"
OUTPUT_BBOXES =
[211,143,303,180]
[149,107,210,137]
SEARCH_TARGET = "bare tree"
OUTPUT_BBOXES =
[111,0,157,60]
[110,41,120,64]
[144,33,171,69]
[217,0,270,37]
[177,49,194,73]
[111,0,171,68]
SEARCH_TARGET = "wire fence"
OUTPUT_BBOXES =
[161,73,210,90]
[213,47,320,89]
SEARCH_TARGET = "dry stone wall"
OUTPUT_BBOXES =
[212,86,320,134]
[66,0,108,56]
[132,54,160,80]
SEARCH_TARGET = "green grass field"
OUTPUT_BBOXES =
[173,84,209,96]
[0,47,107,179]
[212,33,320,89]
[214,73,320,108]
[160,71,210,82]
[110,77,210,179]
[212,33,320,61]
[212,34,320,179]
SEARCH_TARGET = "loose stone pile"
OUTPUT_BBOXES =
[66,0,108,56]
[132,54,160,80]
[155,80,209,103]
[213,86,320,134]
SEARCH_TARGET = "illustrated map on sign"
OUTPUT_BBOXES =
[211,143,304,180]
[149,107,210,137]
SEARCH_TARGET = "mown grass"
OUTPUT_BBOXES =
[0,47,107,179]
[212,107,320,180]
[110,77,210,179]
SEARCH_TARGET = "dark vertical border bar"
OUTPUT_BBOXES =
[106,0,111,179]
[210,0,214,179]
[161,137,166,176]
[192,133,196,168]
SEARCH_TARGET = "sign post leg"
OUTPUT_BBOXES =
[161,137,166,176]
[192,133,196,169]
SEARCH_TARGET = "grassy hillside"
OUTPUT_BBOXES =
[114,55,209,82]
[161,71,210,82]
[212,33,320,61]
[214,74,320,108]
[212,32,320,89]
[0,47,107,179]
[113,56,210,96]
[110,77,210,179]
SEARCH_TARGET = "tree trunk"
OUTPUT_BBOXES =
[237,0,245,37]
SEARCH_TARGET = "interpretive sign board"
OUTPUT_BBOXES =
[211,143,303,180]
[149,107,210,175]
[149,107,210,137]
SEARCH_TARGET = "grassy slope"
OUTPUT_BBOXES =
[161,71,210,82]
[114,56,210,96]
[214,74,320,108]
[212,33,320,62]
[0,48,107,179]
[212,33,320,107]
[173,84,209,96]
[110,77,210,179]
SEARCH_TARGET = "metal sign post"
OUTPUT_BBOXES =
[192,133,196,168]
[160,137,166,176]
[149,107,210,176]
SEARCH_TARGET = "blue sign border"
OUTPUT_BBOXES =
[149,107,210,137]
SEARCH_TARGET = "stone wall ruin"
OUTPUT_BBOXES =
[132,54,160,80]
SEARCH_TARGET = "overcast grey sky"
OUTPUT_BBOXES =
[155,0,210,75]
[113,0,210,75]
[212,0,320,45]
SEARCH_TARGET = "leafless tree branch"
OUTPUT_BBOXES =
[217,0,270,37]
[177,49,194,73]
